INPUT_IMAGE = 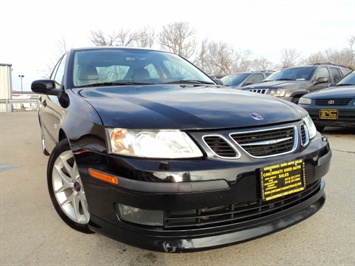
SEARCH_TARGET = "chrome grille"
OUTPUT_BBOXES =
[315,98,352,106]
[231,127,296,157]
[203,136,238,158]
[247,88,268,94]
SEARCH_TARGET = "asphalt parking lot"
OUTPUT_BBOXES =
[0,111,354,266]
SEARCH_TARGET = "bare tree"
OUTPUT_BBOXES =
[204,41,235,75]
[135,27,156,48]
[346,36,355,68]
[303,46,354,69]
[231,49,253,72]
[280,48,301,68]
[158,22,196,58]
[194,40,254,75]
[194,38,210,72]
[250,57,273,71]
[90,29,138,47]
[44,37,71,78]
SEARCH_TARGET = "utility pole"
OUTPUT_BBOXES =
[18,75,24,94]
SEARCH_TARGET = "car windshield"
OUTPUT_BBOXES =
[72,49,215,87]
[264,67,314,81]
[221,73,249,86]
[336,71,355,86]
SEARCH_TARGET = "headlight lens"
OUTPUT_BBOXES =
[107,128,203,158]
[299,97,312,105]
[269,88,286,97]
[302,115,317,139]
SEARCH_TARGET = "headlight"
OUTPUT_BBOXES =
[302,115,317,139]
[299,97,312,105]
[269,88,286,97]
[107,128,203,158]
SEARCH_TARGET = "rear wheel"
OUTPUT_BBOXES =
[47,139,93,233]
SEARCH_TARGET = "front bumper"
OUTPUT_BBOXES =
[89,181,325,252]
[74,133,331,252]
[303,107,355,128]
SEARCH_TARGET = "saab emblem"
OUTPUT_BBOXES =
[250,112,264,120]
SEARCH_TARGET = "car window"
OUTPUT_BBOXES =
[221,73,249,86]
[51,54,67,89]
[72,49,213,87]
[265,67,314,81]
[245,73,265,85]
[329,67,342,83]
[314,67,330,81]
[336,71,355,85]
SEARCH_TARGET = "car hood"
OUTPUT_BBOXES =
[77,85,305,129]
[242,80,308,89]
[305,85,355,98]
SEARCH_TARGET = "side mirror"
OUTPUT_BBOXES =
[315,77,328,84]
[31,80,61,95]
[213,79,223,85]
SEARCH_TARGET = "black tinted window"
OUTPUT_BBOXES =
[330,67,342,83]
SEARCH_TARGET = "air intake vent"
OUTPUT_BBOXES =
[300,124,309,146]
[203,136,238,158]
[248,89,268,94]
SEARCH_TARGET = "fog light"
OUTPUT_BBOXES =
[117,204,163,226]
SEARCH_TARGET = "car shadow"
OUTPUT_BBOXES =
[320,127,355,135]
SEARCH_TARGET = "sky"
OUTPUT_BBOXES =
[0,0,354,91]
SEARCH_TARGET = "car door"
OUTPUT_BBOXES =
[242,73,265,87]
[39,54,67,153]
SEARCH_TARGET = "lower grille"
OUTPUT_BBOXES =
[248,88,268,94]
[163,180,321,230]
[315,98,352,106]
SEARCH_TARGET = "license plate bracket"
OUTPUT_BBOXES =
[260,159,306,201]
[319,109,338,120]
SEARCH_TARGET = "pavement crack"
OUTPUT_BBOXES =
[332,149,355,154]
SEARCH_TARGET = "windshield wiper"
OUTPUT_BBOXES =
[162,80,215,85]
[274,78,295,81]
[77,81,156,87]
[336,83,354,86]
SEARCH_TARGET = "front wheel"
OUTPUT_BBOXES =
[47,139,93,233]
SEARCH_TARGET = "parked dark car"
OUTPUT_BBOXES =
[299,71,355,131]
[241,63,352,103]
[32,47,331,253]
[221,71,272,88]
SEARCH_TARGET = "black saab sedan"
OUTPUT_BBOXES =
[299,71,355,131]
[32,47,331,253]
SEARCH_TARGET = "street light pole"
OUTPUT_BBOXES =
[18,75,25,94]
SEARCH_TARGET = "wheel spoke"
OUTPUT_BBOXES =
[60,153,76,179]
[53,164,73,193]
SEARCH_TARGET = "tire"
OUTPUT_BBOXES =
[47,139,93,233]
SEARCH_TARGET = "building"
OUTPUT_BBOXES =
[0,63,13,112]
